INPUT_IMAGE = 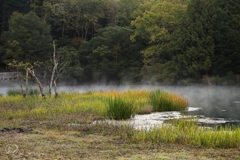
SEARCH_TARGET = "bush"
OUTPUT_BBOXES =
[149,90,188,112]
[106,96,134,120]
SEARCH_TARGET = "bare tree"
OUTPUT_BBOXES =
[7,60,44,98]
[49,40,58,97]
[27,68,45,99]
[49,41,70,97]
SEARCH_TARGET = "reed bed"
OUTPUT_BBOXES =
[131,118,240,148]
[0,89,187,120]
[150,90,188,112]
[107,96,134,120]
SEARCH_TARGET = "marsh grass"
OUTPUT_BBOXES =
[106,96,134,120]
[2,90,240,148]
[131,118,240,148]
[150,90,188,112]
[1,89,188,120]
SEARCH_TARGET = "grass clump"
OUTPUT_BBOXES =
[7,88,22,96]
[150,90,188,112]
[7,87,40,96]
[106,96,134,120]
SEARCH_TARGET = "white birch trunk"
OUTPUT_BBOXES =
[49,40,58,97]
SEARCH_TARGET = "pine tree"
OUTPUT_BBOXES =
[1,11,52,64]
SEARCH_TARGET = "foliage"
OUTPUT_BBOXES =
[169,0,215,80]
[41,0,106,39]
[131,0,187,83]
[53,46,83,84]
[80,26,143,83]
[1,11,52,64]
[211,0,240,75]
[0,0,240,84]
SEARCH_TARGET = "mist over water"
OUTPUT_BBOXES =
[1,84,240,126]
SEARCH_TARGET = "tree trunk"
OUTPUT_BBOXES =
[49,40,58,97]
[27,68,45,99]
[25,69,28,98]
[53,80,58,98]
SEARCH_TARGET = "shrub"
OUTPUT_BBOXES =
[106,96,134,120]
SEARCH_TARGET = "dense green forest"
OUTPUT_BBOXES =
[0,0,239,85]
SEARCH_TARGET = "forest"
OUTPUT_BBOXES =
[0,0,239,85]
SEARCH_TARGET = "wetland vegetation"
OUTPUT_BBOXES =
[0,89,239,159]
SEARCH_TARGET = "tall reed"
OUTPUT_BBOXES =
[149,90,188,112]
[106,96,134,120]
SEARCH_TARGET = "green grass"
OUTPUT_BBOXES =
[131,118,240,148]
[106,96,134,120]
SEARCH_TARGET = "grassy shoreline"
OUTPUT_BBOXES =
[0,90,240,159]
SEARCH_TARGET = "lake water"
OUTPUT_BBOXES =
[1,84,240,129]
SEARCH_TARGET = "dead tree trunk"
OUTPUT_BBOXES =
[25,69,29,98]
[53,80,58,98]
[49,40,58,97]
[27,68,45,99]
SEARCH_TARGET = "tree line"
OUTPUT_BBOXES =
[0,0,239,85]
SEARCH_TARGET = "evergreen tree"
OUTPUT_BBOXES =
[1,11,52,64]
[80,26,143,83]
[170,0,215,80]
[211,0,240,75]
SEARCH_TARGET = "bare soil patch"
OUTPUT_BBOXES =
[0,127,32,134]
